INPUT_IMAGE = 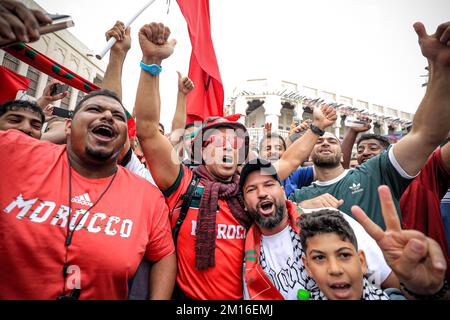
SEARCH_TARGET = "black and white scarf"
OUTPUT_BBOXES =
[309,277,390,300]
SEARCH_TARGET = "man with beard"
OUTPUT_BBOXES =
[239,158,395,300]
[290,21,450,229]
[258,130,344,209]
[0,89,176,299]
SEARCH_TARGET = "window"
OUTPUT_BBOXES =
[60,86,72,109]
[2,53,20,72]
[26,66,41,97]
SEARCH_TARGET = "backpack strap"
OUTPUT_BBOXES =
[172,174,201,246]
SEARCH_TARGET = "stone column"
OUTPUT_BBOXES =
[333,112,342,137]
[382,120,389,135]
[264,95,282,133]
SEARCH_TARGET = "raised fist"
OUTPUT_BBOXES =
[138,22,177,65]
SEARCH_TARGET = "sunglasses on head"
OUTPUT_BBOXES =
[202,135,244,149]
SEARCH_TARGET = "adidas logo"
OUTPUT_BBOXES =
[349,183,364,194]
[72,193,93,206]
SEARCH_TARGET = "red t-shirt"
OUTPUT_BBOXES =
[400,148,450,282]
[164,165,246,300]
[0,130,174,299]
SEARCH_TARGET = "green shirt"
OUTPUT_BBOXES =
[289,146,414,229]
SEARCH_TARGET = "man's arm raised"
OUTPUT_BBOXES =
[274,105,337,181]
[101,21,131,100]
[135,22,180,190]
[393,22,450,176]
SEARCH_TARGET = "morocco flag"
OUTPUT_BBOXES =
[0,66,30,104]
[177,0,224,123]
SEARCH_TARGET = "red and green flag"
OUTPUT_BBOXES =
[3,43,136,138]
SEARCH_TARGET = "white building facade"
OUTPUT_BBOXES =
[225,78,414,147]
[0,0,105,110]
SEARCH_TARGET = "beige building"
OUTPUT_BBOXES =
[225,78,414,147]
[0,0,105,110]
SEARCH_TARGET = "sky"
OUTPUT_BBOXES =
[35,0,450,130]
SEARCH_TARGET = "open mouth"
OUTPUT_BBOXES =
[329,283,352,299]
[222,155,233,164]
[91,124,116,140]
[258,200,275,215]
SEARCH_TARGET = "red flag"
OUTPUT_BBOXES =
[4,43,136,139]
[0,66,30,104]
[177,0,224,123]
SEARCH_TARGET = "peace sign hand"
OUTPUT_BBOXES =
[351,185,447,296]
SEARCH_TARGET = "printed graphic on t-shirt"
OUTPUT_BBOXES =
[3,193,134,238]
[260,226,316,299]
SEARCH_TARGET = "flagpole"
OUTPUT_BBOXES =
[95,0,158,60]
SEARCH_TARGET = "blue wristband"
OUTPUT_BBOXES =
[140,61,162,76]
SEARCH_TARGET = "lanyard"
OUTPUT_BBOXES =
[59,158,117,299]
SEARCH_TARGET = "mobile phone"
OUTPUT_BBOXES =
[344,117,369,128]
[50,83,69,96]
[52,107,73,119]
[39,19,74,35]
[45,14,71,22]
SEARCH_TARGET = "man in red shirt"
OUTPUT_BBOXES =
[133,22,336,299]
[0,89,176,299]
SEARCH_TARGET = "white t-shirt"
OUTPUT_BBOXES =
[124,151,156,186]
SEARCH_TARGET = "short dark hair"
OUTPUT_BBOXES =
[259,133,287,154]
[73,89,126,116]
[0,100,45,125]
[356,134,390,149]
[298,209,358,252]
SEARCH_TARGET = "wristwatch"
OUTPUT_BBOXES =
[140,61,162,76]
[309,123,325,136]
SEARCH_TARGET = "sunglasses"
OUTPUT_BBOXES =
[203,135,244,149]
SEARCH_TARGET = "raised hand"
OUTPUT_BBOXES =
[106,21,131,55]
[351,185,447,296]
[350,115,372,133]
[263,122,272,134]
[299,193,344,209]
[313,104,337,130]
[0,0,51,45]
[177,71,194,95]
[289,119,311,135]
[36,80,69,108]
[414,21,450,70]
[138,22,177,65]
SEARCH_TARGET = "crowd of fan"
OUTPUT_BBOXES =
[0,0,450,300]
